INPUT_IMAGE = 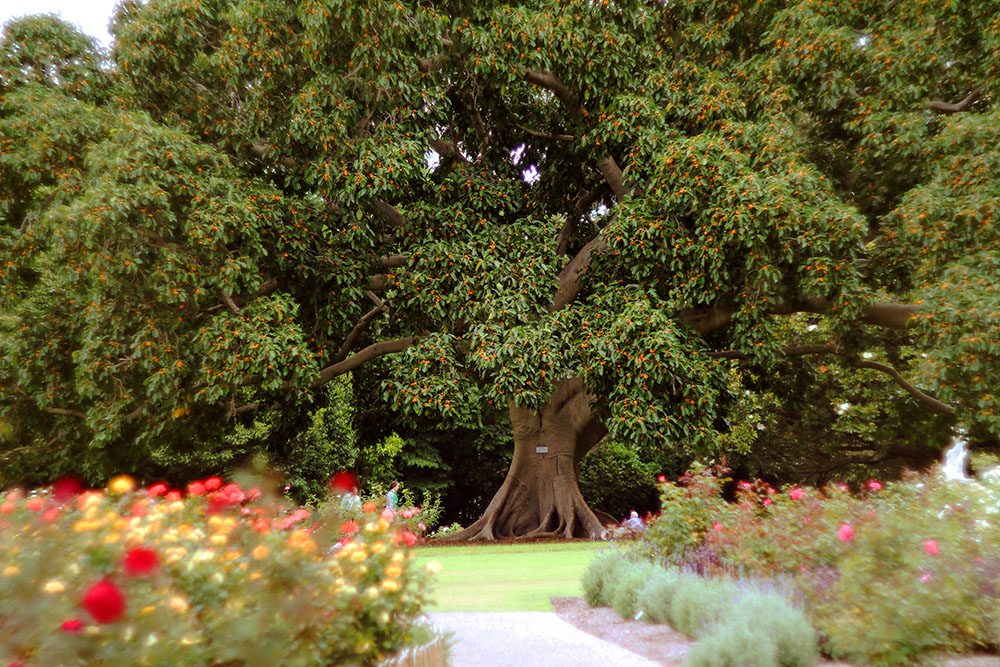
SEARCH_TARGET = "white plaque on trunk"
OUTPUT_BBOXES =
[535,446,549,454]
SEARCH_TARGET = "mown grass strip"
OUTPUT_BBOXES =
[414,541,606,611]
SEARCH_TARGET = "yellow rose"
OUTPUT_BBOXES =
[108,475,136,494]
[3,566,19,576]
[382,579,400,592]
[43,579,66,593]
[385,565,402,578]
[252,545,269,560]
[73,520,99,532]
[371,541,385,553]
[169,596,189,613]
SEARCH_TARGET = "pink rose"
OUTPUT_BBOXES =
[712,522,723,532]
[837,523,854,542]
[924,539,939,555]
[789,487,804,501]
[60,618,84,633]
[656,475,667,483]
[867,480,882,491]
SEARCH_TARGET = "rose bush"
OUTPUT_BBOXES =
[0,475,434,666]
[641,464,1000,664]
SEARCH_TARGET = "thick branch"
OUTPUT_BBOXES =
[218,289,241,314]
[315,336,416,385]
[710,345,955,415]
[429,138,469,162]
[596,155,629,202]
[681,298,921,335]
[378,254,408,268]
[522,69,582,122]
[858,360,955,414]
[368,274,393,291]
[209,279,280,313]
[333,300,390,363]
[549,233,606,312]
[44,407,87,419]
[374,200,407,229]
[514,124,574,143]
[927,86,982,113]
[249,141,298,168]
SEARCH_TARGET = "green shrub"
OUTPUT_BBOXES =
[611,560,657,620]
[670,574,736,638]
[635,567,683,624]
[578,440,660,520]
[582,549,628,607]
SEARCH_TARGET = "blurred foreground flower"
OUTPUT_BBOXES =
[81,579,126,623]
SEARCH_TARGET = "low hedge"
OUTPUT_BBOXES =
[583,550,817,667]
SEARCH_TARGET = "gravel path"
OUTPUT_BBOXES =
[427,611,661,667]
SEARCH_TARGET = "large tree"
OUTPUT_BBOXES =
[2,0,998,538]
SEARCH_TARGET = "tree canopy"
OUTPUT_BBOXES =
[1,0,998,533]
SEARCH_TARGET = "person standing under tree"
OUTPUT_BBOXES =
[386,481,400,510]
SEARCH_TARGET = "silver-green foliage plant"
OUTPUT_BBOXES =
[611,560,658,620]
[686,590,817,667]
[582,549,628,608]
[635,567,684,625]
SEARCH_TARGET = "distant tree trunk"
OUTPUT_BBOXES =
[445,378,615,540]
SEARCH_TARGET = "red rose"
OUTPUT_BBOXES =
[122,547,159,577]
[42,507,60,523]
[204,476,222,491]
[186,481,206,497]
[53,476,83,502]
[164,490,182,502]
[60,618,84,633]
[340,520,359,535]
[81,579,125,623]
[147,482,169,497]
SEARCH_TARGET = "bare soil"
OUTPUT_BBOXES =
[551,596,1000,667]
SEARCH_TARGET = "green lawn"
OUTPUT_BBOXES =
[412,541,606,611]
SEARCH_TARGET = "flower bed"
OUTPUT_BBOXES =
[0,475,434,666]
[641,464,1000,665]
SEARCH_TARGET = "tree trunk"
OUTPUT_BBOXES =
[444,378,615,540]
